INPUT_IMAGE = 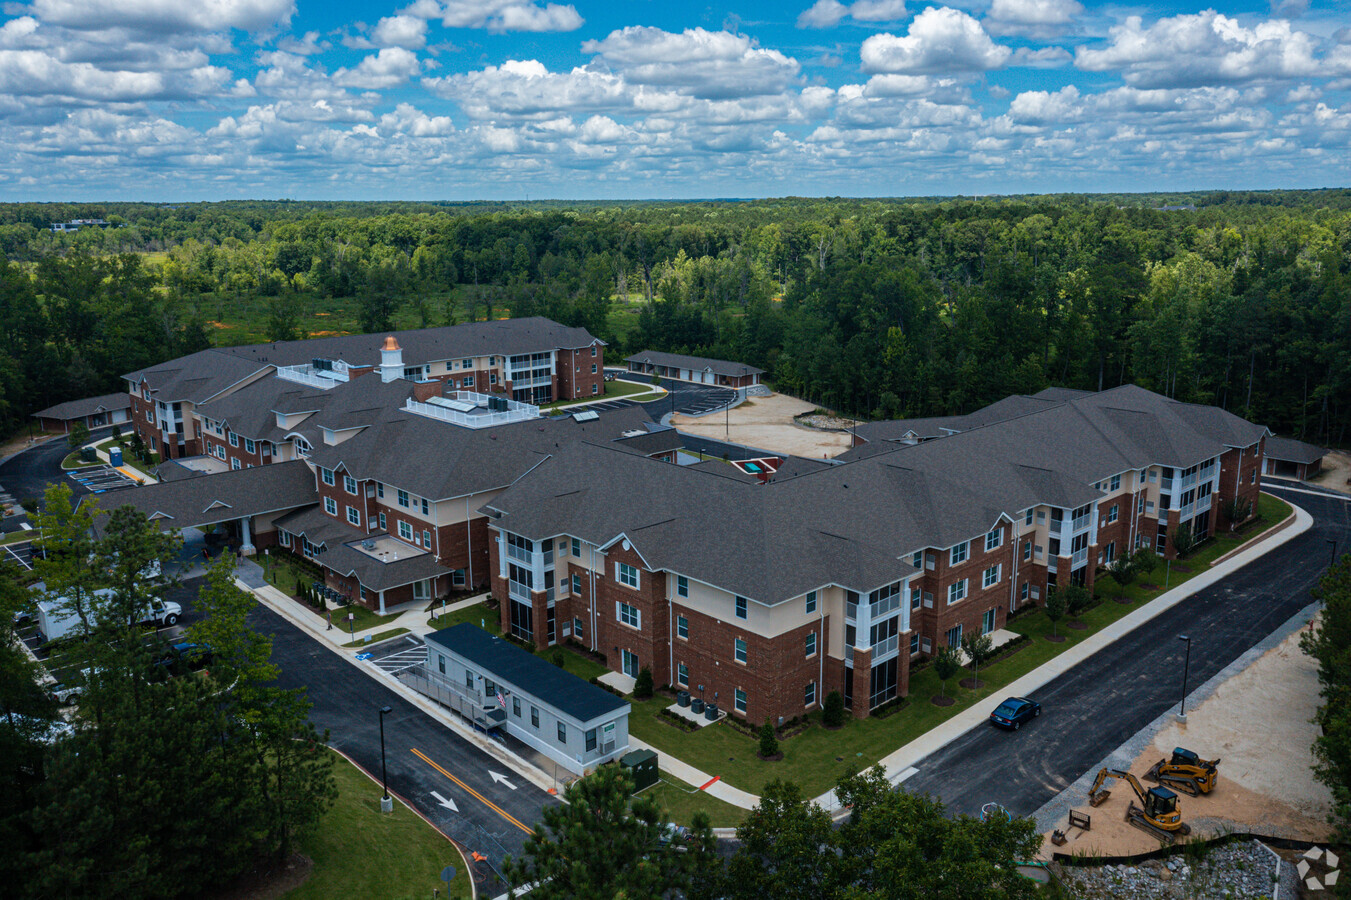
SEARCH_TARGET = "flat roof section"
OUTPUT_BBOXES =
[426,623,630,725]
[347,533,429,563]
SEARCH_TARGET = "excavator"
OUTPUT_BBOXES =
[1087,767,1192,844]
[1145,747,1220,796]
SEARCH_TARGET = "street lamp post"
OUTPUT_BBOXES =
[1328,539,1339,570]
[1176,635,1191,722]
[379,705,393,813]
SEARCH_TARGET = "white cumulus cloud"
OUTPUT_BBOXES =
[985,0,1083,38]
[402,0,582,34]
[30,0,295,33]
[582,26,800,99]
[334,47,423,89]
[861,7,1011,74]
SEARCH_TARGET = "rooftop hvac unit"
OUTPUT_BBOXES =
[311,358,333,371]
[362,540,376,551]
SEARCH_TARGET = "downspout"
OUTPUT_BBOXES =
[818,603,825,710]
[465,496,474,588]
[668,588,674,690]
[590,544,598,653]
[1009,525,1019,612]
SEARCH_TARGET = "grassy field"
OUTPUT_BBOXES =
[261,553,397,631]
[428,602,502,635]
[343,628,411,648]
[643,775,749,828]
[285,750,472,900]
[543,378,660,410]
[604,492,1295,820]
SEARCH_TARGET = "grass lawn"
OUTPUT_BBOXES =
[261,554,396,631]
[343,628,410,648]
[615,492,1295,808]
[0,528,34,545]
[285,750,472,900]
[543,379,661,411]
[643,774,749,828]
[428,602,502,635]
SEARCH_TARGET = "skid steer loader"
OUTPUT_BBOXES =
[1145,747,1220,796]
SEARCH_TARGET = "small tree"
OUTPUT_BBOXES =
[1062,583,1092,623]
[1223,496,1252,531]
[758,719,779,759]
[822,690,844,728]
[633,665,654,700]
[1131,548,1158,580]
[1172,522,1199,557]
[1045,589,1067,637]
[933,646,960,698]
[551,648,565,668]
[66,420,90,450]
[1106,555,1138,599]
[960,631,994,688]
[128,431,146,458]
[111,424,122,442]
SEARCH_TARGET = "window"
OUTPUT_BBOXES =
[617,562,639,589]
[677,662,688,686]
[1104,541,1116,564]
[437,654,445,674]
[910,587,922,610]
[512,697,521,717]
[805,632,817,657]
[229,432,239,447]
[734,689,747,713]
[1025,509,1034,526]
[1105,504,1119,524]
[343,475,357,494]
[573,617,583,638]
[950,541,969,565]
[1250,469,1257,484]
[676,575,688,598]
[1023,539,1032,562]
[279,530,292,548]
[585,728,597,752]
[1021,582,1030,602]
[399,521,413,541]
[591,345,597,357]
[397,489,409,508]
[320,467,334,486]
[1037,510,1046,524]
[421,498,429,515]
[985,529,1002,551]
[463,375,474,387]
[910,633,920,655]
[805,590,817,614]
[490,372,497,385]
[572,537,581,556]
[245,438,255,454]
[946,624,963,648]
[947,579,968,604]
[324,496,337,516]
[983,565,1001,588]
[465,669,475,690]
[592,384,599,395]
[735,596,748,619]
[557,722,567,742]
[376,482,385,499]
[1137,495,1146,514]
[530,706,539,728]
[572,573,582,593]
[1110,474,1121,491]
[231,458,241,470]
[423,529,431,549]
[346,506,361,526]
[805,682,817,705]
[462,358,472,369]
[378,512,387,530]
[677,615,688,639]
[734,638,747,663]
[591,363,598,374]
[618,602,640,628]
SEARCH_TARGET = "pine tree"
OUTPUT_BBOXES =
[758,719,779,758]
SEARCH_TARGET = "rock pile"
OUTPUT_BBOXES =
[1057,840,1291,900]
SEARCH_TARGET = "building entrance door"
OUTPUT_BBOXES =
[622,649,639,678]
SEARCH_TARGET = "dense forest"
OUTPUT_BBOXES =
[1,192,1348,445]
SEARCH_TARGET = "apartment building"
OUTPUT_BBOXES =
[481,385,1267,724]
[124,318,605,461]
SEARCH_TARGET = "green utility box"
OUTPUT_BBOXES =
[619,749,658,793]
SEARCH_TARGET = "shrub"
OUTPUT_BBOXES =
[19,498,38,515]
[1062,584,1092,620]
[758,719,779,758]
[111,424,122,442]
[551,648,565,668]
[633,666,654,699]
[823,690,845,728]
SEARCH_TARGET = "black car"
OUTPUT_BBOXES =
[989,697,1040,730]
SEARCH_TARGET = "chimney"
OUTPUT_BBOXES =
[380,335,403,383]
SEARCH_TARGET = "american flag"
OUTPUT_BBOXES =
[496,689,508,708]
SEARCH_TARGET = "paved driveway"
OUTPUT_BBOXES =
[899,485,1349,818]
[0,426,114,512]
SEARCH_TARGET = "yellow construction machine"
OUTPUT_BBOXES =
[1145,747,1220,796]
[1087,767,1192,844]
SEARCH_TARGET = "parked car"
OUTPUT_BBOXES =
[989,697,1041,730]
[153,641,213,675]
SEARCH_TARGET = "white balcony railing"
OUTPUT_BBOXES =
[277,365,348,389]
[1071,548,1089,567]
[1071,513,1092,532]
[872,635,899,659]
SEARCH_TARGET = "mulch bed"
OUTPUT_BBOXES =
[931,695,956,707]
[1140,583,1161,591]
[958,677,985,690]
[1172,564,1194,573]
[1067,620,1089,630]
[1045,634,1066,643]
[203,852,313,900]
[757,751,784,762]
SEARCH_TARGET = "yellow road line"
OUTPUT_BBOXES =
[410,747,535,835]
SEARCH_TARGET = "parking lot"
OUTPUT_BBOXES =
[607,372,737,417]
[66,464,139,494]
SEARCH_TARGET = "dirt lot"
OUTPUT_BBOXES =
[671,393,856,459]
[1308,449,1351,496]
[1044,625,1333,857]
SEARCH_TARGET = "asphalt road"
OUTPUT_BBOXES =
[901,483,1351,818]
[0,426,114,513]
[607,371,738,418]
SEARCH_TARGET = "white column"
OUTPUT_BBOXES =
[378,589,386,615]
[239,517,255,556]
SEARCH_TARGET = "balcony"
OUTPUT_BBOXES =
[1071,548,1089,567]
[277,364,348,389]
[1070,512,1092,532]
[507,544,531,564]
[871,635,899,659]
[1179,502,1195,520]
[404,391,539,430]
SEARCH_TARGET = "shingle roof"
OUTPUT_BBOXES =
[271,506,448,592]
[123,349,270,404]
[612,427,684,457]
[427,623,628,724]
[1263,436,1326,465]
[217,317,601,370]
[33,392,131,421]
[625,350,764,378]
[96,460,317,528]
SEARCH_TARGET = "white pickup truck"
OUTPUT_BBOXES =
[36,589,182,643]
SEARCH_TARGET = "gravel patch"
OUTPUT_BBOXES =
[1058,839,1285,900]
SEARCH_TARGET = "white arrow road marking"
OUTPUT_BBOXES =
[490,771,517,790]
[431,791,458,812]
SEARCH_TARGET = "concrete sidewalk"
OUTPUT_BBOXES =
[83,437,157,484]
[625,499,1310,814]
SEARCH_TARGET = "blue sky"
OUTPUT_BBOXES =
[1,0,1349,199]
